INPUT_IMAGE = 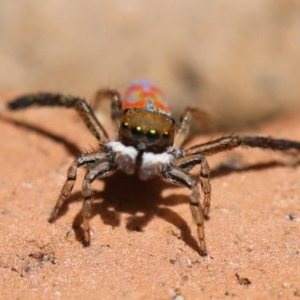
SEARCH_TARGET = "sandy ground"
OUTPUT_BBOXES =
[1,2,300,299]
[0,93,299,300]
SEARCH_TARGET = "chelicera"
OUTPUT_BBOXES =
[8,80,300,256]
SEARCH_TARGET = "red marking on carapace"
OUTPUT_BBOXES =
[123,80,171,114]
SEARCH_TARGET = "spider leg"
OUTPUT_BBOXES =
[175,154,211,218]
[162,166,207,256]
[93,89,122,130]
[174,107,211,149]
[185,135,300,156]
[8,93,108,142]
[199,158,211,217]
[49,152,108,223]
[81,159,117,246]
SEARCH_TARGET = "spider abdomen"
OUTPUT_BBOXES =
[123,79,171,115]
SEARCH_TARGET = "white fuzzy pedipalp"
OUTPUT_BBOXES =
[106,141,138,175]
[139,152,173,180]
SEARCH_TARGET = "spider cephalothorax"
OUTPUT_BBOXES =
[8,79,300,256]
[118,108,175,152]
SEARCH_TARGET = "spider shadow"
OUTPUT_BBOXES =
[61,158,297,254]
[210,159,297,179]
[0,115,81,156]
[58,172,203,255]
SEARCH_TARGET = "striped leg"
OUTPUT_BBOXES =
[185,135,300,156]
[174,107,211,149]
[8,93,108,142]
[163,166,207,256]
[81,160,116,246]
[199,157,211,217]
[175,154,211,218]
[48,152,108,223]
[93,89,123,130]
[48,160,78,223]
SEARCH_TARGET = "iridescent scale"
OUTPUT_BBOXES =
[123,80,171,115]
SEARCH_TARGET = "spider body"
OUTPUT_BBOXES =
[119,80,175,153]
[8,80,300,256]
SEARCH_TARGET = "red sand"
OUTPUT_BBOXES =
[1,96,300,299]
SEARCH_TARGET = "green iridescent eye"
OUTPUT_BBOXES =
[147,129,158,140]
[132,126,143,136]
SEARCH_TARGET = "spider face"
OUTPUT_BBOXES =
[119,108,175,152]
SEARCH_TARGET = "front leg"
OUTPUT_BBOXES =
[49,152,109,223]
[81,160,117,246]
[174,154,211,218]
[162,166,207,256]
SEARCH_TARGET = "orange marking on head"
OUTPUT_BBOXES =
[123,80,171,114]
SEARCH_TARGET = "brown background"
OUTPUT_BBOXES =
[0,1,300,299]
[1,1,300,127]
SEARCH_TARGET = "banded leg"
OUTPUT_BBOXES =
[199,158,211,217]
[8,93,108,142]
[174,107,211,149]
[185,135,300,156]
[93,89,123,130]
[81,160,117,246]
[175,154,211,218]
[49,152,108,223]
[49,160,78,223]
[163,166,207,256]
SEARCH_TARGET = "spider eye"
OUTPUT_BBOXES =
[162,131,170,138]
[147,129,158,140]
[122,122,129,129]
[132,126,143,136]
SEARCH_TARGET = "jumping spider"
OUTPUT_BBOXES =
[8,80,300,256]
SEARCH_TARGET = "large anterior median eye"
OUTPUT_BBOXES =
[132,126,143,136]
[147,129,159,140]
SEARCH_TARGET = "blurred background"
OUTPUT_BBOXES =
[1,0,300,129]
